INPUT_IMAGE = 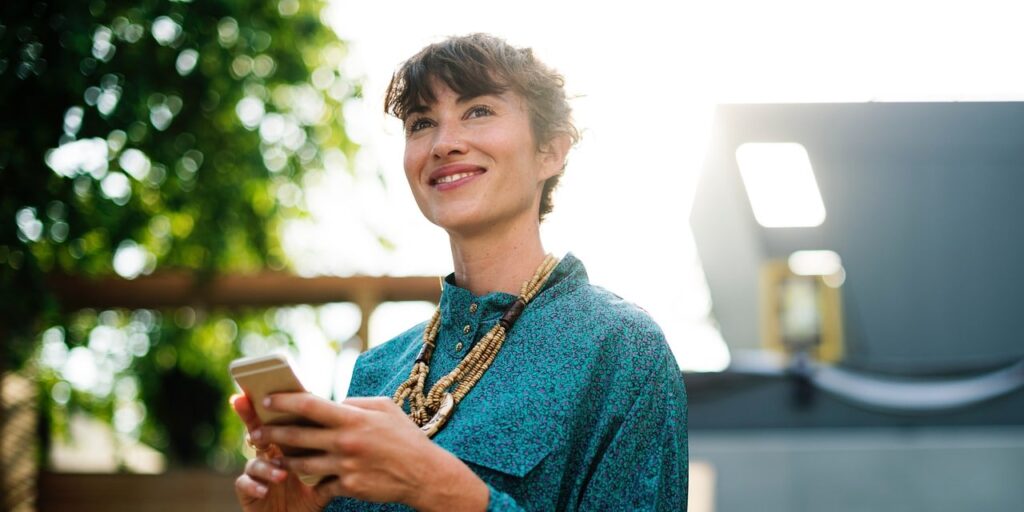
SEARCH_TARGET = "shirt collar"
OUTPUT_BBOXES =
[439,252,589,317]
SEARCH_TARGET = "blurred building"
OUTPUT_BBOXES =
[688,102,1024,511]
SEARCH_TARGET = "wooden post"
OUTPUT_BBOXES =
[354,289,380,353]
[1,371,38,512]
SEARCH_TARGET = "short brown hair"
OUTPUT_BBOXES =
[384,33,579,221]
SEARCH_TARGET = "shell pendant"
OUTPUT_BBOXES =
[420,393,455,438]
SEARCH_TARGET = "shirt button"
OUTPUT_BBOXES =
[469,303,478,313]
[455,342,464,352]
[462,324,471,334]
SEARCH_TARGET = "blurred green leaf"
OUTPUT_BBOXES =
[1,0,360,469]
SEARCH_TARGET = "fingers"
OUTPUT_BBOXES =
[280,453,344,480]
[231,394,264,432]
[235,474,269,501]
[232,394,274,453]
[342,396,400,413]
[236,458,287,501]
[264,392,360,427]
[249,456,289,482]
[231,394,257,424]
[258,424,338,451]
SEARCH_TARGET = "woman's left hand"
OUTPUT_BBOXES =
[255,394,488,512]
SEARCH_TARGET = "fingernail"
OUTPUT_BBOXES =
[269,458,282,467]
[251,429,262,441]
[271,469,285,480]
[256,484,268,497]
[263,397,272,407]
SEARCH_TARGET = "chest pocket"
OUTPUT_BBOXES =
[432,388,562,478]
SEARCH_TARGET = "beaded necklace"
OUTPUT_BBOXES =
[392,254,559,437]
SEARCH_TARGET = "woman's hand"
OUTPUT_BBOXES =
[257,394,489,512]
[231,394,326,512]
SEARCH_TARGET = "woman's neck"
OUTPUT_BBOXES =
[447,220,547,297]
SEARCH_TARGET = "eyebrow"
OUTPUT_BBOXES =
[406,93,504,117]
[407,105,429,116]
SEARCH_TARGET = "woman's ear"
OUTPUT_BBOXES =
[538,133,573,180]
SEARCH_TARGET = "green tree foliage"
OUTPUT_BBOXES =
[1,0,361,467]
[1,0,359,366]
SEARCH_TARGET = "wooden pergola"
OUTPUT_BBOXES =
[47,272,442,352]
[27,271,443,510]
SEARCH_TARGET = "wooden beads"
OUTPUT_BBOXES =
[392,254,559,437]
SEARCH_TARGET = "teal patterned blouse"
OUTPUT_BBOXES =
[325,253,688,511]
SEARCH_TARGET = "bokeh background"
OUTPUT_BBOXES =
[2,0,1022,511]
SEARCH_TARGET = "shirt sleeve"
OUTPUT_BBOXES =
[578,348,689,511]
[485,483,527,512]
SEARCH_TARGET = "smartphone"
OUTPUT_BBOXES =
[229,353,324,485]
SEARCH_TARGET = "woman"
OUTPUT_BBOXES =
[232,33,688,511]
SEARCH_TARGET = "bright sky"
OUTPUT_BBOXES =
[279,0,1024,391]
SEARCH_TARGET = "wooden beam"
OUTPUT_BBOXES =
[38,470,238,512]
[47,272,442,310]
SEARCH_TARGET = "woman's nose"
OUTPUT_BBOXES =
[431,124,468,159]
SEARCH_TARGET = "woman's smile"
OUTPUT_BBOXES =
[428,163,488,190]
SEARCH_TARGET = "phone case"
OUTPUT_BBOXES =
[229,353,324,486]
[230,354,308,426]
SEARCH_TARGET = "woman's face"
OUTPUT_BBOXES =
[402,80,560,236]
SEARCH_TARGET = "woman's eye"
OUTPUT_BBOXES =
[408,118,432,133]
[466,105,494,119]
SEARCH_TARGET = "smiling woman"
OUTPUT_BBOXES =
[232,33,689,512]
[390,35,578,241]
[400,86,549,238]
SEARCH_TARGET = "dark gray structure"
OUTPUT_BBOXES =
[688,103,1024,511]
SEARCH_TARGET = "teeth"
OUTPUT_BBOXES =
[435,171,480,184]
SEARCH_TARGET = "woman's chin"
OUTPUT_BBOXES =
[431,210,501,238]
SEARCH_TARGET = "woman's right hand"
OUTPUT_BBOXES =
[231,394,327,512]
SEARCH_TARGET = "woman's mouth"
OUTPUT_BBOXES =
[429,165,486,190]
[433,171,483,185]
